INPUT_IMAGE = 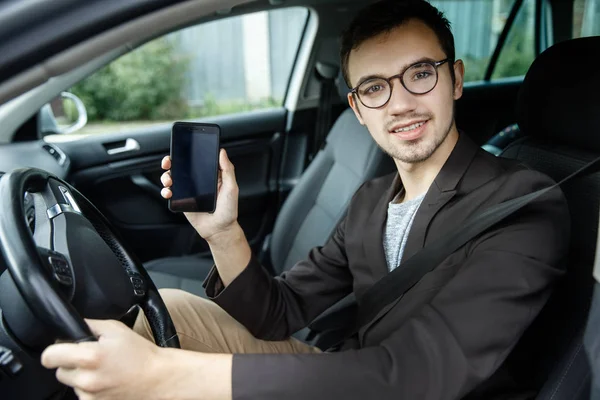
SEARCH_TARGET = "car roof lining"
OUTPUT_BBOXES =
[0,0,260,107]
[0,0,368,107]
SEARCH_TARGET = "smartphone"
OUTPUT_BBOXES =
[168,122,220,213]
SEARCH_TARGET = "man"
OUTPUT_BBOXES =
[41,0,570,399]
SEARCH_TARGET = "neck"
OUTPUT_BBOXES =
[394,125,459,201]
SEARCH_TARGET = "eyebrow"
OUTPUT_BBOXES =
[353,56,437,88]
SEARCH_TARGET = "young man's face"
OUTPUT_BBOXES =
[347,19,464,164]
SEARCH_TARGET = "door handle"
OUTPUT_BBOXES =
[105,138,140,155]
[131,174,163,201]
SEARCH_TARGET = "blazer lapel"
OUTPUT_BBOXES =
[400,187,456,263]
[401,133,479,263]
[358,133,481,344]
[361,174,401,285]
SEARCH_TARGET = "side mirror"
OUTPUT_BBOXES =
[39,92,88,136]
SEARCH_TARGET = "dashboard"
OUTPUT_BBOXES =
[0,141,70,179]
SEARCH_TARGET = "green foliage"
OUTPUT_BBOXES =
[459,1,534,83]
[188,94,280,118]
[493,2,534,79]
[70,38,189,121]
[462,55,489,82]
[492,28,534,79]
[61,98,79,124]
[461,33,533,82]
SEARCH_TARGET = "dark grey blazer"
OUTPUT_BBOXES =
[204,133,570,400]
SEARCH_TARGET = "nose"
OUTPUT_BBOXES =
[386,78,418,115]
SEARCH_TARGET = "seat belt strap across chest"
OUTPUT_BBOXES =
[356,155,600,329]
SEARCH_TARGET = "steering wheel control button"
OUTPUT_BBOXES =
[47,203,79,219]
[59,185,82,213]
[0,346,23,378]
[129,274,146,297]
[48,256,73,287]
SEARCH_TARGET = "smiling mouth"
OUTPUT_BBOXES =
[390,121,426,133]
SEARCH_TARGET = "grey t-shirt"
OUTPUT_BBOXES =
[383,192,426,271]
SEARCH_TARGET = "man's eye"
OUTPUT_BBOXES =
[358,80,388,97]
[414,71,432,80]
[366,85,384,93]
[359,83,387,96]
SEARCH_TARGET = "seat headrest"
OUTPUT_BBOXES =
[314,61,349,103]
[517,36,600,151]
[336,67,351,102]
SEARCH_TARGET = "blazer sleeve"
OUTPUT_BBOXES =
[203,213,354,340]
[226,170,571,400]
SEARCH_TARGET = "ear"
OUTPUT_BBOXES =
[348,93,365,125]
[452,59,465,100]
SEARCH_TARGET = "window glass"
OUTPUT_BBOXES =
[60,7,308,136]
[431,0,535,82]
[491,0,535,79]
[573,0,600,38]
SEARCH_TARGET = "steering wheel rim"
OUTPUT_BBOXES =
[0,167,180,348]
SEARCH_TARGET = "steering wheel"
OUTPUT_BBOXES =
[0,167,180,348]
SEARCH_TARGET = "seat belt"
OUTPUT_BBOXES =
[315,155,600,350]
[358,156,600,327]
[310,62,339,162]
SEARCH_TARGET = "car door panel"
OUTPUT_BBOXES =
[61,108,286,262]
[60,108,286,169]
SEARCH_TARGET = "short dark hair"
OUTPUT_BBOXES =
[340,0,455,88]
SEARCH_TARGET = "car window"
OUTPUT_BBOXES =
[573,0,600,38]
[431,0,535,82]
[491,0,536,80]
[50,7,308,137]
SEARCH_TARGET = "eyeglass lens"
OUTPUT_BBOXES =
[357,62,438,108]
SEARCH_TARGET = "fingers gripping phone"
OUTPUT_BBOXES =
[168,122,220,213]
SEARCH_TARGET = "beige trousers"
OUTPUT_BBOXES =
[133,288,321,354]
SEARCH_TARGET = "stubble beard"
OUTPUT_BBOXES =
[380,109,455,164]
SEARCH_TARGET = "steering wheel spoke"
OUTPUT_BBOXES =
[0,168,180,348]
[36,247,75,291]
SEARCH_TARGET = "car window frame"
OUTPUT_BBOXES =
[483,0,548,81]
[55,6,311,136]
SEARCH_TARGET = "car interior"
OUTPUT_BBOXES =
[0,0,598,399]
[144,73,396,297]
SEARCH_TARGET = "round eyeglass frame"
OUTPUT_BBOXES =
[351,58,451,109]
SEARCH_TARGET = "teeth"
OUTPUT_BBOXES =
[394,121,425,133]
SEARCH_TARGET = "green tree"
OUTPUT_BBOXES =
[492,2,535,79]
[462,55,490,82]
[71,37,189,122]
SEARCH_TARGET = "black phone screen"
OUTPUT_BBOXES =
[169,122,220,213]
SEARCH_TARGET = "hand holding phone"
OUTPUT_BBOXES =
[168,122,220,213]
[161,126,240,241]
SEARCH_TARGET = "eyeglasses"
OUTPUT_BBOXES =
[351,59,450,109]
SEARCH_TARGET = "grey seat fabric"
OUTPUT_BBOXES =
[146,101,395,295]
[487,37,600,399]
[537,329,591,400]
[269,108,395,274]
